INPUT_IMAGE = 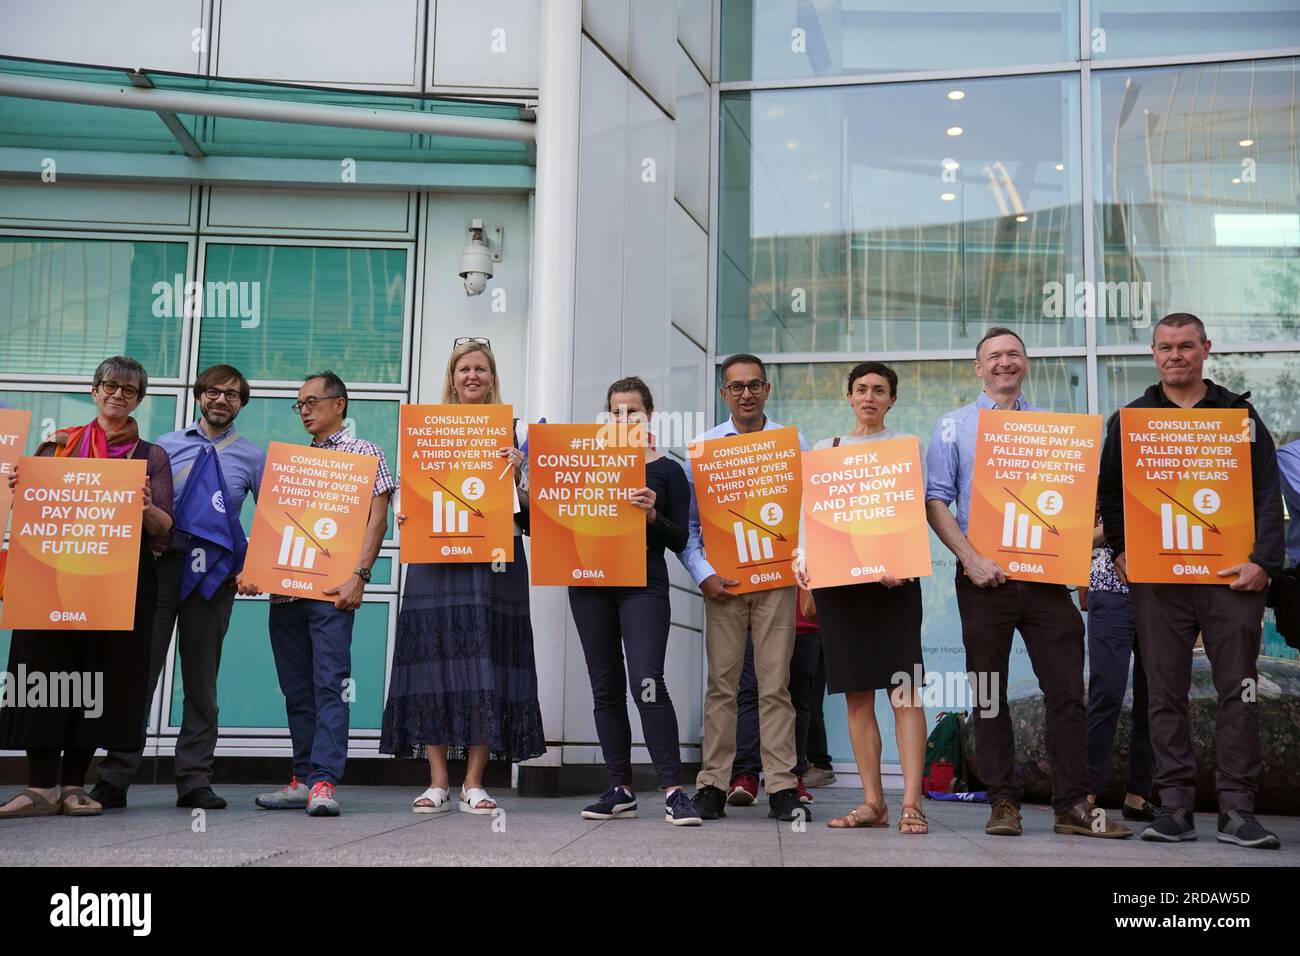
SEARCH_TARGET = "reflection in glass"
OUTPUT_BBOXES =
[1092,1,1300,61]
[721,0,1078,81]
[0,238,187,379]
[719,75,1083,354]
[1100,352,1300,446]
[198,244,407,384]
[1095,58,1300,345]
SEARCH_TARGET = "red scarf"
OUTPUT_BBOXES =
[52,418,140,459]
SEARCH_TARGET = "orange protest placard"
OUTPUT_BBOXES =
[399,404,515,564]
[528,423,646,587]
[688,427,802,593]
[0,408,32,537]
[243,441,379,600]
[1,455,146,630]
[968,410,1102,586]
[1119,408,1253,584]
[802,436,931,588]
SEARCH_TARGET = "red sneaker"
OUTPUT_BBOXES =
[727,773,759,806]
[796,776,814,804]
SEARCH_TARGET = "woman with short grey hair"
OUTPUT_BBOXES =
[0,355,173,818]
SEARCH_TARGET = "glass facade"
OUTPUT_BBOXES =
[0,229,408,740]
[720,2,1300,761]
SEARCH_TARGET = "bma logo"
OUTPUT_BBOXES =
[750,571,783,584]
[572,568,605,580]
[48,610,87,623]
[849,565,886,577]
[211,490,226,514]
[1009,561,1044,574]
[1172,563,1209,576]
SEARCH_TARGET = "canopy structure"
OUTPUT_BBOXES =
[0,56,536,191]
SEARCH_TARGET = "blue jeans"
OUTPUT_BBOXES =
[269,599,354,786]
[1084,589,1153,798]
[732,631,821,781]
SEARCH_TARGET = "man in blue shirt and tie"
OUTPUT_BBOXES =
[926,327,1129,840]
[91,365,265,812]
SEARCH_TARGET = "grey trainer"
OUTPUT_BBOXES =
[1217,811,1280,849]
[255,776,310,810]
[306,781,340,817]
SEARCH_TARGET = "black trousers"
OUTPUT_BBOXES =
[569,586,682,790]
[97,551,235,796]
[955,572,1089,813]
[732,630,822,780]
[1129,583,1266,813]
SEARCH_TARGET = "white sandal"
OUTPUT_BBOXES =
[459,786,497,815]
[412,786,452,814]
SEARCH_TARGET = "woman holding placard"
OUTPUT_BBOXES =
[381,339,544,815]
[0,356,173,819]
[792,361,928,834]
[569,377,700,826]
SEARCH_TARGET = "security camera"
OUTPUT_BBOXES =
[460,219,495,296]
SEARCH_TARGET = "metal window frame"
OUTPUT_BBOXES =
[156,592,398,739]
[191,234,416,394]
[0,227,199,387]
[707,6,1300,419]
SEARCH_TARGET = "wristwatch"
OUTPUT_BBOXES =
[353,566,372,583]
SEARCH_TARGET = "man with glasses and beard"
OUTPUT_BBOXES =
[91,364,265,811]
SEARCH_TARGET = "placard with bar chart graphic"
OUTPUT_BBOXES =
[968,410,1102,586]
[689,427,802,593]
[399,404,515,563]
[243,442,379,600]
[801,435,931,588]
[1119,407,1254,584]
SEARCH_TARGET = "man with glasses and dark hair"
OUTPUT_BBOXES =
[244,370,393,817]
[926,327,1131,840]
[682,353,810,822]
[91,364,264,812]
[1098,313,1283,849]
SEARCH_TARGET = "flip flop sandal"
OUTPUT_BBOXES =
[0,788,62,819]
[899,805,929,834]
[412,786,452,814]
[828,801,888,829]
[59,787,103,817]
[459,786,498,815]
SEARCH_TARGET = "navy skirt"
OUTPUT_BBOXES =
[380,536,546,762]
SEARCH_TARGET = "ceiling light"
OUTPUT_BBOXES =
[947,90,965,101]
[947,126,963,137]
[941,192,956,201]
[1238,138,1254,147]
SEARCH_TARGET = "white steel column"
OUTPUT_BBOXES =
[521,0,582,773]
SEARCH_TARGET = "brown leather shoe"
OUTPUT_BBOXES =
[1054,801,1133,838]
[985,799,1022,836]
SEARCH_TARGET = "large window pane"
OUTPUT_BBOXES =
[0,389,177,452]
[721,0,1078,82]
[1092,1,1300,61]
[0,237,187,379]
[197,243,408,384]
[173,599,390,729]
[1100,352,1300,445]
[1095,58,1300,345]
[719,75,1083,354]
[759,357,1085,762]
